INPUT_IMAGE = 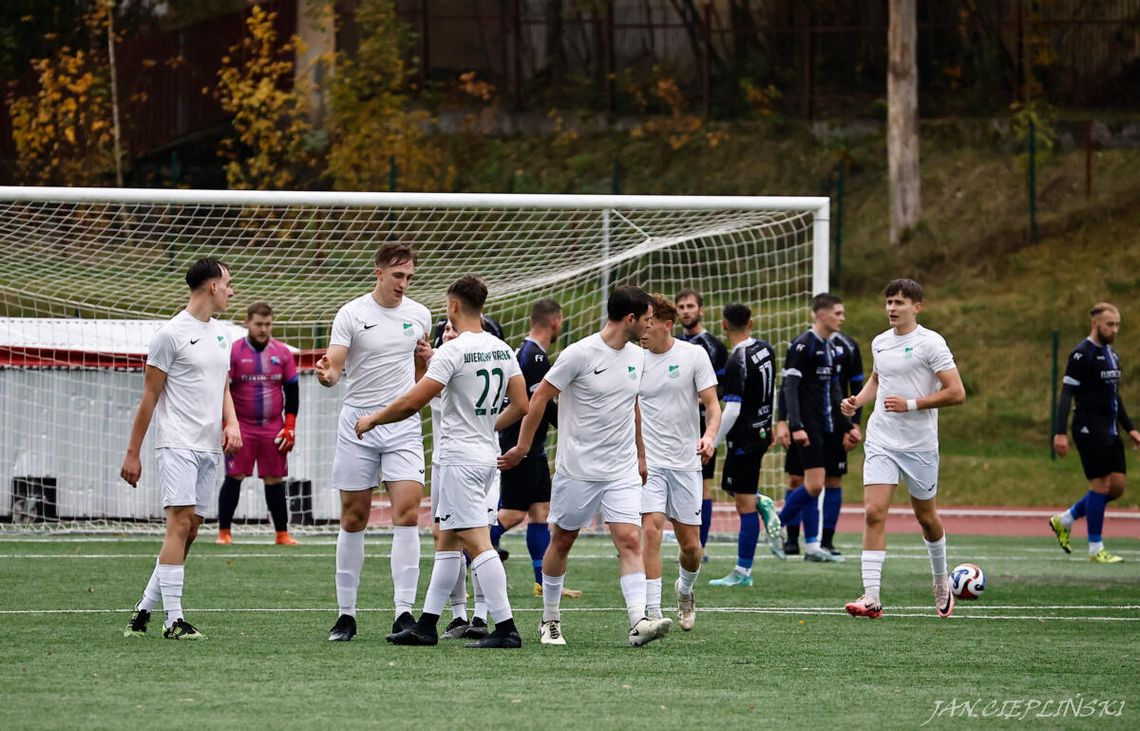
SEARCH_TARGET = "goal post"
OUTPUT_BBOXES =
[0,186,829,532]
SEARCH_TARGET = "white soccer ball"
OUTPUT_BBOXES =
[950,562,986,600]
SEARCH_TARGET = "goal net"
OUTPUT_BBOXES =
[0,187,828,533]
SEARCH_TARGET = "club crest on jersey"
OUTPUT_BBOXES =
[217,335,226,349]
[904,346,914,359]
[270,356,281,365]
[402,323,415,337]
[668,364,680,379]
[627,365,638,380]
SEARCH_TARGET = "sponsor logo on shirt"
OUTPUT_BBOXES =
[270,355,281,365]
[668,364,680,379]
[402,322,415,337]
[627,365,638,380]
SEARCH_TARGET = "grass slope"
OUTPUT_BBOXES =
[1,533,1137,729]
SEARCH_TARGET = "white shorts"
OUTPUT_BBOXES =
[434,463,498,530]
[156,447,220,517]
[863,442,940,499]
[431,463,499,526]
[331,405,426,491]
[641,467,702,525]
[549,474,641,530]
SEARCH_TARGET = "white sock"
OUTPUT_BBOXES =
[390,526,421,615]
[472,570,487,621]
[157,563,184,627]
[619,570,647,627]
[449,559,468,621]
[678,565,700,595]
[734,565,752,578]
[421,550,462,617]
[1060,509,1075,528]
[924,535,948,580]
[335,528,365,617]
[861,550,886,603]
[1089,540,1104,556]
[138,558,162,612]
[471,549,513,624]
[646,577,663,616]
[541,572,565,622]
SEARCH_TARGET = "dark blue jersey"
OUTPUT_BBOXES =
[782,329,851,435]
[499,338,558,456]
[679,329,728,379]
[1056,338,1134,438]
[722,337,777,448]
[830,331,865,426]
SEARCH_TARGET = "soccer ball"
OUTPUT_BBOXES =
[950,563,986,600]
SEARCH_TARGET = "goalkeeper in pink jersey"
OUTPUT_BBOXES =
[217,301,301,545]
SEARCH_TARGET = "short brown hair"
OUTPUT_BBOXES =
[675,288,702,307]
[883,278,924,303]
[531,298,562,327]
[246,301,273,319]
[1090,302,1119,318]
[812,293,843,312]
[650,293,678,324]
[375,243,416,268]
[447,275,488,313]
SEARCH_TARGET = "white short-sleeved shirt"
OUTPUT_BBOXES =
[146,310,231,453]
[640,339,718,471]
[329,293,432,409]
[865,324,957,452]
[425,330,522,466]
[544,333,644,482]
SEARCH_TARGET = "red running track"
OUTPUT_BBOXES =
[368,500,1140,539]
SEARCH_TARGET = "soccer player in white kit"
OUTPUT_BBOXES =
[316,243,433,642]
[840,279,966,619]
[121,257,243,640]
[638,294,721,631]
[357,275,528,648]
[500,285,674,647]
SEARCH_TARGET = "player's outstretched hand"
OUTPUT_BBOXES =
[1129,429,1140,450]
[120,453,141,488]
[792,429,810,447]
[498,445,526,471]
[315,354,335,387]
[775,421,791,448]
[1053,434,1069,457]
[222,422,243,456]
[355,413,377,440]
[840,396,858,417]
[697,436,715,463]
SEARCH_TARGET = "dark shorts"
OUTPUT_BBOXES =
[721,439,772,496]
[698,415,716,480]
[499,453,553,511]
[1074,431,1127,480]
[788,429,847,477]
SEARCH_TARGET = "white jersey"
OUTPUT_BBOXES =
[146,309,231,453]
[865,324,956,452]
[425,330,521,466]
[639,339,718,471]
[329,293,432,409]
[545,332,644,482]
[429,395,443,464]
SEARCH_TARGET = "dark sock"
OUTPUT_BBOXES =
[264,482,288,532]
[416,612,441,632]
[821,527,836,548]
[1086,490,1109,543]
[784,486,802,532]
[737,511,760,569]
[526,523,550,585]
[490,522,506,548]
[492,617,518,635]
[785,524,800,544]
[823,486,842,532]
[217,476,242,530]
[699,499,713,547]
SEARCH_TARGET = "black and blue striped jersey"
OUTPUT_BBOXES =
[1056,338,1134,438]
[782,329,851,435]
[498,338,558,456]
[722,337,777,448]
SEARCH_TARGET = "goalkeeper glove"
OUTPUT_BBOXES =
[275,413,297,454]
